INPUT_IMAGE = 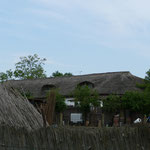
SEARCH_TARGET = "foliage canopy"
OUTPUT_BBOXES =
[14,54,46,79]
[0,54,47,81]
[74,85,99,114]
[52,71,73,77]
[55,90,67,113]
[102,95,121,112]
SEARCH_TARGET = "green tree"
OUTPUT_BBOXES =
[64,72,73,77]
[52,71,73,77]
[0,54,47,82]
[102,69,150,116]
[0,72,8,82]
[142,91,150,115]
[54,90,66,125]
[55,91,67,113]
[103,95,121,112]
[132,69,150,115]
[103,91,150,117]
[145,69,150,81]
[52,71,63,77]
[122,91,145,113]
[14,54,46,79]
[74,85,99,123]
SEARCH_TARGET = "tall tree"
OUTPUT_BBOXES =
[102,95,121,112]
[74,85,99,124]
[14,54,46,79]
[55,90,67,125]
[0,54,47,81]
[122,91,145,113]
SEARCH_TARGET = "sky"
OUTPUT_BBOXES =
[0,0,150,78]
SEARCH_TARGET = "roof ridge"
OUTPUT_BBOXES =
[74,71,130,77]
[5,71,131,82]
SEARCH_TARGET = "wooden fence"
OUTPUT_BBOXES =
[0,125,149,150]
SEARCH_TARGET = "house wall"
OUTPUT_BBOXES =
[30,96,145,127]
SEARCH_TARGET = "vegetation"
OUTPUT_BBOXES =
[0,54,47,81]
[14,54,46,79]
[0,55,73,82]
[74,85,99,123]
[46,89,66,125]
[0,72,9,82]
[102,95,121,112]
[103,91,150,115]
[145,69,150,81]
[0,69,13,82]
[21,91,34,100]
[1,53,150,121]
[54,90,67,125]
[122,91,144,112]
[102,69,150,116]
[52,71,73,77]
[103,93,150,118]
[55,90,67,113]
[133,69,150,115]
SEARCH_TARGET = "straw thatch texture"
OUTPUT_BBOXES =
[0,125,149,150]
[0,85,43,130]
[5,71,144,98]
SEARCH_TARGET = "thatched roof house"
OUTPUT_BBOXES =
[0,85,43,130]
[5,71,143,100]
[1,72,144,126]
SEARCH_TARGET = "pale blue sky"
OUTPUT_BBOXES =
[0,0,150,78]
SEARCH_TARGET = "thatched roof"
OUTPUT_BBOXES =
[0,85,43,130]
[5,72,144,98]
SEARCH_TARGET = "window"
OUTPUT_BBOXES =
[78,81,94,88]
[70,113,82,123]
[41,84,56,95]
[65,98,75,107]
[100,101,103,107]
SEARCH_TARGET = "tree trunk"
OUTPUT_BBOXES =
[125,109,131,124]
[98,120,102,128]
[143,114,147,124]
[60,112,63,125]
[84,112,89,126]
[101,113,105,127]
[119,109,125,126]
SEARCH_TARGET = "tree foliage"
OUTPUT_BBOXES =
[134,69,150,114]
[0,69,13,82]
[52,71,73,77]
[103,91,150,115]
[74,85,99,115]
[145,69,150,81]
[122,91,144,111]
[122,91,150,115]
[55,90,67,113]
[103,69,150,115]
[103,95,121,112]
[0,54,46,81]
[64,72,73,77]
[0,72,9,82]
[14,54,46,79]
